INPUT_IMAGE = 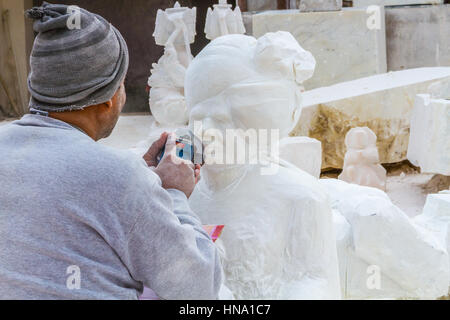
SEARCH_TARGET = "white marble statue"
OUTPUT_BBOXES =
[322,178,450,299]
[148,2,196,126]
[338,127,386,190]
[205,0,246,40]
[186,31,341,299]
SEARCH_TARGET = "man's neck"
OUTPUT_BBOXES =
[48,111,98,141]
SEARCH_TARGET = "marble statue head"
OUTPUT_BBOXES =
[185,31,316,139]
[345,127,377,150]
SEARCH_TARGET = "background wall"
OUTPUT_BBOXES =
[0,0,32,119]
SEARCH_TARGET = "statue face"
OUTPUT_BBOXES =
[188,82,299,168]
[345,127,377,150]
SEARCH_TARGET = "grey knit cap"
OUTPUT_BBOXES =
[26,2,129,112]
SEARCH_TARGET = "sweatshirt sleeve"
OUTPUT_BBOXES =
[123,171,223,300]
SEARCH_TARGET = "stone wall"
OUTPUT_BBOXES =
[252,8,387,90]
[246,0,278,11]
[353,0,443,7]
[296,0,342,11]
[386,4,450,71]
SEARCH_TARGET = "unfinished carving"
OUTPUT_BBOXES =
[205,0,246,41]
[148,2,196,126]
[339,127,386,190]
[186,31,341,299]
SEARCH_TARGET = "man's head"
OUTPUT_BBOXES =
[49,79,126,140]
[26,2,129,140]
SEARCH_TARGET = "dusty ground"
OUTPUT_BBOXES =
[0,118,14,127]
[386,171,433,218]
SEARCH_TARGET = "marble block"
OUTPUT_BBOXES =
[322,179,450,299]
[353,0,443,7]
[291,67,450,169]
[252,8,387,90]
[242,12,254,35]
[279,136,322,178]
[414,192,450,289]
[386,4,450,71]
[246,0,278,11]
[296,0,342,11]
[407,94,450,176]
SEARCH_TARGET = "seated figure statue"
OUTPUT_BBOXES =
[185,31,341,299]
[338,127,386,190]
[148,2,196,126]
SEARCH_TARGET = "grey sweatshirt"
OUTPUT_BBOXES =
[0,114,222,300]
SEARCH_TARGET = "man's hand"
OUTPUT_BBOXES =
[143,132,201,198]
[143,132,169,168]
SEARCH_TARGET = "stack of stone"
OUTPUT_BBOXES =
[384,3,449,71]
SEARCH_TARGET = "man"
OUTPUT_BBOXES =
[0,3,222,299]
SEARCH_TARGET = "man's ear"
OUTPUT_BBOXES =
[104,99,113,109]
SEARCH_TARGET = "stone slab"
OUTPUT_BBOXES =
[407,94,450,176]
[252,8,387,90]
[246,0,278,11]
[242,11,254,35]
[291,67,450,169]
[353,0,443,7]
[385,4,450,71]
[296,0,342,11]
